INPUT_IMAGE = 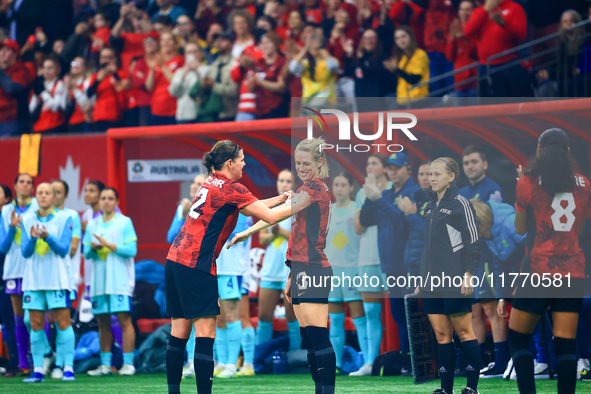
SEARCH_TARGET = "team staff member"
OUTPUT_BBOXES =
[165,140,310,394]
[505,128,591,394]
[84,188,137,377]
[350,154,391,377]
[256,170,300,353]
[0,174,38,376]
[419,157,481,394]
[231,138,335,394]
[20,183,75,383]
[459,145,508,377]
[326,171,364,373]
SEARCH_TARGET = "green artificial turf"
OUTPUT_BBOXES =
[2,373,588,394]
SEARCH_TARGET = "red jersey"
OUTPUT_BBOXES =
[463,0,527,65]
[515,174,591,278]
[167,172,258,275]
[88,71,126,122]
[120,32,149,72]
[445,34,478,91]
[0,61,34,122]
[389,1,425,49]
[151,55,184,116]
[130,57,152,108]
[286,178,332,268]
[92,27,111,53]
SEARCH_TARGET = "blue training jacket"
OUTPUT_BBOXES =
[359,177,422,275]
[484,200,526,263]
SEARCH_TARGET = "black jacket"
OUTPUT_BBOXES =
[420,184,481,292]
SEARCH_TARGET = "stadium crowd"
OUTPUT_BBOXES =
[0,137,590,392]
[0,0,591,135]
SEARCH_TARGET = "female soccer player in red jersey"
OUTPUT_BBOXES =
[504,128,591,394]
[231,138,335,394]
[165,140,310,394]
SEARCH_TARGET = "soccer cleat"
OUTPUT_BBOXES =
[182,361,195,378]
[236,362,255,377]
[479,362,504,378]
[42,352,56,376]
[503,358,516,380]
[51,367,64,379]
[118,364,136,376]
[577,358,590,380]
[4,367,31,378]
[533,361,549,375]
[430,389,452,394]
[23,372,45,383]
[217,364,237,378]
[87,365,112,376]
[349,363,373,376]
[460,388,479,394]
[213,363,226,377]
[62,370,76,381]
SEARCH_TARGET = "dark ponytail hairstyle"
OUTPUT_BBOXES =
[525,128,575,195]
[0,184,12,201]
[202,140,242,174]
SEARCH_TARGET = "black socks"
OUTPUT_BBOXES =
[461,339,481,391]
[554,337,577,394]
[306,326,336,394]
[194,337,215,394]
[301,327,323,394]
[167,335,188,394]
[438,342,456,394]
[508,328,536,394]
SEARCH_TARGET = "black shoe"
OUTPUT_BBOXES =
[430,389,451,394]
[460,388,479,394]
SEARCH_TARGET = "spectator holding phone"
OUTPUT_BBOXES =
[168,42,208,124]
[110,3,153,73]
[145,31,184,125]
[86,46,128,131]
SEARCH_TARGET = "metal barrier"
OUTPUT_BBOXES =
[406,18,591,104]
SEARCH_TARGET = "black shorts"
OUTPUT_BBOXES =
[511,297,583,316]
[290,261,333,305]
[510,277,584,315]
[420,291,473,316]
[165,259,220,319]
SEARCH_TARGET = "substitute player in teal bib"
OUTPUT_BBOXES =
[83,187,137,377]
[326,171,364,374]
[0,173,38,374]
[20,183,75,383]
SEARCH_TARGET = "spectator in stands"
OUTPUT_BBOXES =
[146,31,184,125]
[463,0,533,97]
[169,42,209,124]
[151,0,186,23]
[86,46,128,131]
[53,40,65,56]
[129,31,159,127]
[230,9,256,59]
[29,55,67,133]
[173,15,195,48]
[383,25,430,106]
[288,24,339,109]
[153,15,175,35]
[446,1,479,102]
[280,9,305,45]
[342,28,390,109]
[327,3,361,101]
[231,31,287,121]
[1,0,46,48]
[387,0,424,49]
[91,12,112,56]
[62,16,94,64]
[0,39,34,135]
[190,32,238,122]
[415,0,455,95]
[202,23,223,64]
[110,3,153,72]
[194,0,232,39]
[64,56,92,132]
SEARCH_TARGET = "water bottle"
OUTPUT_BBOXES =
[272,351,288,374]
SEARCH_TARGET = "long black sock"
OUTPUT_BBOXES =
[301,327,322,394]
[194,337,215,394]
[508,328,536,394]
[554,337,577,394]
[167,335,188,394]
[461,339,481,391]
[438,342,456,394]
[306,326,336,394]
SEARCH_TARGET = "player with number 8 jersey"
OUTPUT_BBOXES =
[165,140,310,394]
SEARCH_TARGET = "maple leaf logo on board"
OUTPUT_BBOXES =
[59,156,89,212]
